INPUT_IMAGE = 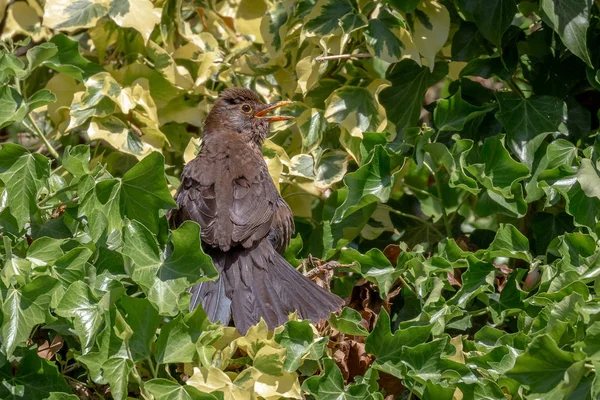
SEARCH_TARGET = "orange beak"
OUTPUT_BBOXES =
[254,101,294,122]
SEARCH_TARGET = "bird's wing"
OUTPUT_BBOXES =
[174,141,279,251]
[229,162,279,248]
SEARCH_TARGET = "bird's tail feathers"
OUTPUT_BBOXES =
[190,240,344,334]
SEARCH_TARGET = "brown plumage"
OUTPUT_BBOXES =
[168,88,344,334]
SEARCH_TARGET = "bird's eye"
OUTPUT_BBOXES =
[241,104,252,114]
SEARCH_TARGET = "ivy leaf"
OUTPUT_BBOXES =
[158,221,217,283]
[304,0,356,36]
[339,248,399,298]
[27,89,57,112]
[380,60,448,130]
[101,358,133,400]
[466,135,529,198]
[0,348,70,399]
[333,146,400,223]
[55,281,104,354]
[155,315,197,364]
[576,159,600,200]
[120,152,176,233]
[302,358,373,400]
[1,276,58,356]
[25,43,58,72]
[329,307,368,336]
[479,223,531,262]
[43,0,109,32]
[118,297,160,361]
[324,85,386,138]
[434,89,496,132]
[540,0,593,67]
[506,334,585,394]
[495,94,565,164]
[275,320,327,371]
[146,379,219,400]
[456,0,517,47]
[0,86,27,129]
[43,34,104,81]
[0,144,50,231]
[364,8,405,63]
[413,1,450,68]
[62,145,91,178]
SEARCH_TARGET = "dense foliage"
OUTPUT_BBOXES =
[1,0,600,398]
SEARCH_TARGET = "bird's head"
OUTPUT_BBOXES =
[203,88,293,144]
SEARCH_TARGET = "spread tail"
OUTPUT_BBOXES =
[189,240,344,334]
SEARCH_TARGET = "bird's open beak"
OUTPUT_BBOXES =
[254,101,294,122]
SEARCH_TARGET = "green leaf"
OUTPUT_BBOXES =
[304,0,356,36]
[1,276,58,356]
[531,212,574,254]
[434,89,496,132]
[146,379,219,400]
[480,223,531,262]
[451,22,486,61]
[122,219,161,290]
[364,8,405,63]
[424,140,479,194]
[0,144,50,231]
[43,34,104,81]
[324,85,386,138]
[275,320,327,371]
[159,221,217,283]
[55,281,104,353]
[118,297,160,360]
[380,60,448,130]
[120,152,176,233]
[389,0,419,13]
[558,181,600,230]
[53,247,93,287]
[333,146,399,223]
[506,334,585,394]
[26,43,58,72]
[339,248,399,298]
[155,315,197,364]
[495,94,565,164]
[43,0,109,31]
[101,358,133,400]
[456,0,517,47]
[62,145,91,178]
[27,90,57,112]
[0,348,70,399]
[302,358,373,400]
[365,309,431,367]
[466,135,529,198]
[540,0,593,67]
[449,260,496,307]
[576,158,600,200]
[329,307,368,336]
[0,86,27,129]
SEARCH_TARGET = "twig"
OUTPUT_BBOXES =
[24,115,61,161]
[38,196,79,210]
[304,260,355,279]
[38,183,78,206]
[315,53,372,62]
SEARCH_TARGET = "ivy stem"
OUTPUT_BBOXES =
[147,357,159,379]
[24,115,61,161]
[424,162,452,238]
[38,183,78,206]
[386,207,445,238]
[38,196,79,210]
[403,183,441,201]
[315,53,372,62]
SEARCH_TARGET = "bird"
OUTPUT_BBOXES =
[168,87,344,334]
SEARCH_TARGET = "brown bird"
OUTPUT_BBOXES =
[168,88,344,334]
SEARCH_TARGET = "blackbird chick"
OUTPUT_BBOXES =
[168,88,344,334]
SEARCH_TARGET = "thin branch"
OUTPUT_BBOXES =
[304,260,356,279]
[38,183,78,206]
[403,183,441,201]
[315,53,372,62]
[24,115,61,161]
[38,196,79,210]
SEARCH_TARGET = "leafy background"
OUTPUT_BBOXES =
[1,0,600,398]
